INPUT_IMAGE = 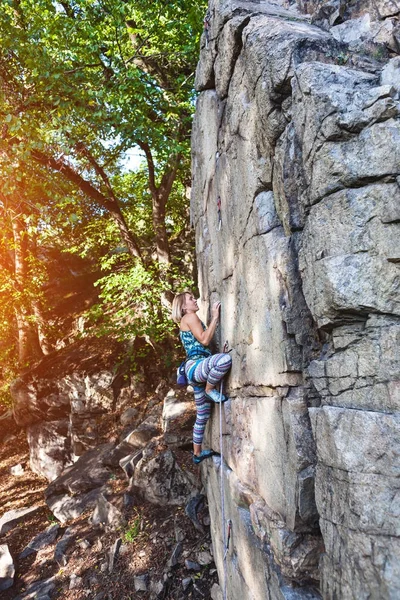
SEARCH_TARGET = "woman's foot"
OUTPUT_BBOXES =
[205,388,228,403]
[192,449,215,464]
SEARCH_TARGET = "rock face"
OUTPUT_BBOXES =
[10,338,130,480]
[192,1,400,598]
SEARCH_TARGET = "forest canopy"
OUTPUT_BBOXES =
[0,0,207,403]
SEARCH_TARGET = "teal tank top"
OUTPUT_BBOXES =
[179,323,212,360]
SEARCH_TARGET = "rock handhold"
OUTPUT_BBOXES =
[0,544,14,592]
[0,505,41,535]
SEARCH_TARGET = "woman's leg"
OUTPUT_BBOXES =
[192,384,212,454]
[191,353,232,392]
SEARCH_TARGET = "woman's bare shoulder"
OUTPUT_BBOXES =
[180,312,200,331]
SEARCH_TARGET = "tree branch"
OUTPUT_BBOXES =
[136,140,157,197]
[31,149,143,260]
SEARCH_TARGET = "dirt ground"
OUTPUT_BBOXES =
[0,427,219,600]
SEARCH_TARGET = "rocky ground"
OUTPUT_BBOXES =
[0,392,222,600]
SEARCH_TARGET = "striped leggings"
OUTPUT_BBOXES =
[186,353,232,445]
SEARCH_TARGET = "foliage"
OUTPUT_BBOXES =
[123,513,143,543]
[0,0,207,404]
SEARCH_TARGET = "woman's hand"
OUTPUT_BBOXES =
[211,301,221,320]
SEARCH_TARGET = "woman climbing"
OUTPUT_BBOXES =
[172,292,232,464]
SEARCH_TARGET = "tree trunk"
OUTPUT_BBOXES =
[11,216,43,366]
[152,192,170,264]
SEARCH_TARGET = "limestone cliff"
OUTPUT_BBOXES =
[191,1,400,598]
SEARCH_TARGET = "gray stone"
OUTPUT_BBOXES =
[134,574,149,592]
[108,538,122,573]
[309,406,400,477]
[191,1,400,596]
[10,463,24,476]
[13,576,56,600]
[46,487,104,524]
[330,13,397,51]
[120,407,139,426]
[27,419,72,482]
[54,526,75,566]
[210,583,223,600]
[381,57,400,97]
[69,573,83,589]
[168,542,183,567]
[46,443,114,496]
[182,577,192,591]
[161,392,196,447]
[45,443,113,522]
[0,505,41,535]
[90,494,125,529]
[184,559,201,572]
[19,524,59,559]
[103,440,137,468]
[119,449,143,478]
[196,550,213,566]
[0,544,14,592]
[124,415,160,448]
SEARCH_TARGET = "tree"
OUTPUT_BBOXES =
[0,0,206,385]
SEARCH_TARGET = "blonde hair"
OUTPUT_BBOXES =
[171,291,191,324]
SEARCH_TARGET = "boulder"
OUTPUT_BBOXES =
[120,407,139,427]
[0,544,14,592]
[0,505,41,535]
[90,494,125,529]
[13,576,56,600]
[45,444,114,522]
[103,440,138,468]
[27,420,72,482]
[19,524,60,559]
[54,526,76,566]
[131,449,199,506]
[162,391,196,448]
[124,415,160,448]
[119,450,143,479]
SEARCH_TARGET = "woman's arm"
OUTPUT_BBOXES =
[182,302,220,346]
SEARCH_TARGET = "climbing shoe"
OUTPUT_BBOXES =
[205,388,228,403]
[192,449,215,464]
